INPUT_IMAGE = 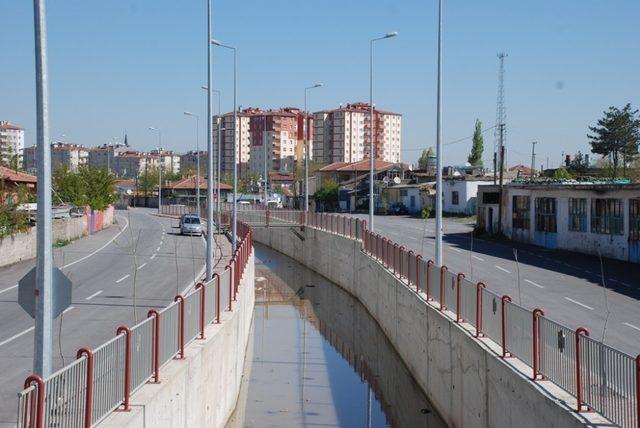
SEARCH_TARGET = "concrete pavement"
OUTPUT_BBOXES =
[348,213,640,356]
[0,207,230,427]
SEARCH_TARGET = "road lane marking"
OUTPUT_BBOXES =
[0,327,35,347]
[61,215,129,269]
[150,254,157,260]
[472,255,484,261]
[137,263,147,270]
[116,274,130,283]
[564,297,594,310]
[85,290,102,300]
[451,248,463,253]
[623,322,640,332]
[622,282,631,287]
[495,265,511,274]
[0,284,19,295]
[609,278,620,283]
[524,279,544,289]
[156,246,161,252]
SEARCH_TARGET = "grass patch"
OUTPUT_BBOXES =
[53,239,72,248]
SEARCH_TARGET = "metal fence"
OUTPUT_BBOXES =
[18,222,254,428]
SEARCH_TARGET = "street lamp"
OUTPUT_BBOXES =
[304,83,323,212]
[203,86,222,232]
[183,112,201,217]
[369,31,398,232]
[211,38,238,251]
[435,1,443,267]
[148,126,162,215]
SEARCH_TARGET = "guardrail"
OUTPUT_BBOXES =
[17,222,253,428]
[215,207,639,428]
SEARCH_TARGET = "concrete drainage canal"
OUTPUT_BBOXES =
[227,243,445,427]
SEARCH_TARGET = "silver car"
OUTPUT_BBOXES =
[180,214,203,236]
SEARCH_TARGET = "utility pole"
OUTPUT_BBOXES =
[494,52,507,236]
[497,129,505,235]
[530,141,537,179]
[33,0,53,377]
[434,0,443,266]
[205,0,214,280]
[263,116,268,205]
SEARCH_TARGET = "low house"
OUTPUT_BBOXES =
[169,175,232,205]
[383,183,425,214]
[476,180,640,264]
[0,167,37,204]
[442,177,493,215]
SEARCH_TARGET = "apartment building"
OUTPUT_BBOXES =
[313,102,401,164]
[180,151,207,173]
[24,142,89,173]
[213,108,256,179]
[88,143,128,171]
[149,149,180,174]
[0,121,25,167]
[249,108,304,177]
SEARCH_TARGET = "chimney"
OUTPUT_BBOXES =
[565,154,571,167]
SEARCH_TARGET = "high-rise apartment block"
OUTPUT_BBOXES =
[0,121,25,167]
[180,151,207,174]
[24,142,89,173]
[213,109,255,179]
[313,102,401,164]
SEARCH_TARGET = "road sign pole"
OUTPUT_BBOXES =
[33,0,53,377]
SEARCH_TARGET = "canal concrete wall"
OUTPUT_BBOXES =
[252,226,590,428]
[99,253,255,428]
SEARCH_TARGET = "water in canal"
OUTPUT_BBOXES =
[227,243,445,428]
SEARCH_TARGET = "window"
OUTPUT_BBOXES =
[512,195,530,229]
[629,199,640,241]
[452,191,459,205]
[568,198,587,232]
[535,197,557,232]
[591,199,623,235]
[482,192,499,204]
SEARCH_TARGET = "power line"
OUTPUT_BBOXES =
[400,124,497,151]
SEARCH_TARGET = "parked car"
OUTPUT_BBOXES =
[179,214,203,236]
[388,202,409,215]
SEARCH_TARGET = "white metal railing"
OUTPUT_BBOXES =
[17,223,253,428]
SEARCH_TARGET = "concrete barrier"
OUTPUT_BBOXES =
[252,226,593,428]
[0,206,114,268]
[98,253,255,428]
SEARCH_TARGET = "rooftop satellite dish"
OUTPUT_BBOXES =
[393,176,401,184]
[382,176,389,184]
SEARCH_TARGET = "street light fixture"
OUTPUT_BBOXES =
[304,83,323,213]
[369,31,398,232]
[148,127,162,215]
[435,0,444,267]
[183,111,201,217]
[211,38,238,251]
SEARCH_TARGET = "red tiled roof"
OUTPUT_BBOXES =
[269,172,295,182]
[0,167,37,184]
[171,175,232,191]
[0,121,23,131]
[509,165,532,174]
[320,159,403,173]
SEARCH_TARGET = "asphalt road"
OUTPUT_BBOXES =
[0,207,222,427]
[347,213,640,357]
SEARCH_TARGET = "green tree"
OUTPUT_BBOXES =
[417,147,435,170]
[138,167,160,198]
[314,179,339,210]
[588,104,640,178]
[53,166,116,210]
[569,151,590,174]
[552,167,574,180]
[467,119,484,166]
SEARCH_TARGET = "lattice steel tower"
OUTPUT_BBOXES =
[495,53,507,164]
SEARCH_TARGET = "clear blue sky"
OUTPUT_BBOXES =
[1,0,638,168]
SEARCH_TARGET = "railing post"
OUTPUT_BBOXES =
[76,347,94,428]
[636,355,640,428]
[415,255,422,293]
[147,309,161,383]
[23,375,44,428]
[426,260,434,301]
[376,234,381,260]
[439,265,448,310]
[174,295,185,358]
[407,250,414,285]
[456,273,465,322]
[532,309,544,381]
[393,243,399,275]
[116,326,132,411]
[195,282,206,339]
[225,265,233,310]
[575,327,590,412]
[266,208,270,227]
[501,295,512,358]
[399,246,405,278]
[213,273,221,323]
[476,282,486,337]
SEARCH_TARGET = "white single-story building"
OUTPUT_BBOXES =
[477,182,640,264]
[442,177,492,215]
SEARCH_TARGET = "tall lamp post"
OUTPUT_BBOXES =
[369,31,398,232]
[435,0,444,267]
[148,127,162,215]
[304,83,322,212]
[201,85,222,232]
[211,38,238,251]
[183,112,201,216]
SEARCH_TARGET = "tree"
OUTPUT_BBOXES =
[53,166,116,210]
[467,119,484,166]
[568,151,590,174]
[588,104,640,178]
[138,166,160,198]
[417,147,435,170]
[314,179,339,210]
[553,167,574,180]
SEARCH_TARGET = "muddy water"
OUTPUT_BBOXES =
[227,243,446,428]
